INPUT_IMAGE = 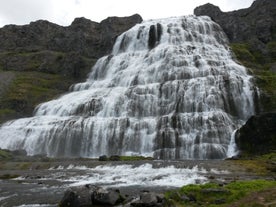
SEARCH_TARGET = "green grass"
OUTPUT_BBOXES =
[0,71,74,123]
[166,180,276,207]
[0,149,13,160]
[230,42,276,112]
[0,174,20,179]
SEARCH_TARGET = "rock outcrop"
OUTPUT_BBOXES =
[0,14,142,58]
[194,0,276,45]
[235,113,276,156]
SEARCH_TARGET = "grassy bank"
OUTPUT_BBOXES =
[166,180,276,207]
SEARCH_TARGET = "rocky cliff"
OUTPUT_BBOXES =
[0,14,142,123]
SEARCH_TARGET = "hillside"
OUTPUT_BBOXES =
[0,14,142,123]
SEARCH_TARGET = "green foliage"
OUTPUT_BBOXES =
[0,149,13,159]
[231,43,256,64]
[254,70,276,111]
[0,174,20,179]
[166,180,276,207]
[230,42,276,112]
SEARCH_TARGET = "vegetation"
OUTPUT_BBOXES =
[0,149,13,160]
[230,42,276,112]
[0,71,74,124]
[234,153,276,175]
[166,180,276,207]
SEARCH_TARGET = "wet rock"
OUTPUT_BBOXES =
[92,187,122,205]
[131,192,165,207]
[60,184,96,207]
[99,155,108,161]
[235,112,276,156]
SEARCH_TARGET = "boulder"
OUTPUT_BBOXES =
[92,187,122,205]
[59,184,96,207]
[235,113,276,155]
[131,192,165,207]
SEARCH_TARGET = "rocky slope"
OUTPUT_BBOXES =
[0,14,142,123]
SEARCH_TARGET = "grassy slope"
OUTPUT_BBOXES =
[0,70,75,123]
[230,42,276,112]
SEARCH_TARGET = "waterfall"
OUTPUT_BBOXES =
[0,16,256,159]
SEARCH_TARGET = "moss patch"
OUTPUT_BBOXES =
[0,71,74,123]
[0,149,13,160]
[230,42,276,112]
[166,180,276,207]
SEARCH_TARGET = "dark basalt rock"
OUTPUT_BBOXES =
[148,23,163,49]
[60,185,166,207]
[0,14,142,58]
[235,112,276,155]
[60,184,96,207]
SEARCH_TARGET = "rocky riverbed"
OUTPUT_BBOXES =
[1,152,274,207]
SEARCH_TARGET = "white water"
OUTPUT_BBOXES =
[36,163,229,187]
[0,15,256,159]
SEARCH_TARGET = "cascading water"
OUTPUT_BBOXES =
[0,16,256,159]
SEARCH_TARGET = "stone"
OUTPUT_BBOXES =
[99,155,108,161]
[59,184,96,207]
[235,113,276,155]
[92,187,122,206]
[131,192,164,207]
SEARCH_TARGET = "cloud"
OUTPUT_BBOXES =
[0,0,254,27]
[0,0,54,26]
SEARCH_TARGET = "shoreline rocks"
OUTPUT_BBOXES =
[59,185,166,207]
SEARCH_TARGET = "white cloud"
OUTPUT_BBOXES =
[0,0,254,27]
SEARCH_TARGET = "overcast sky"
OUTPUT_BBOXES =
[0,0,254,27]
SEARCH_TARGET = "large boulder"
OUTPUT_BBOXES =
[235,113,276,155]
[60,184,96,207]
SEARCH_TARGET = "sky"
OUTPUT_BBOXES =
[0,0,255,27]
